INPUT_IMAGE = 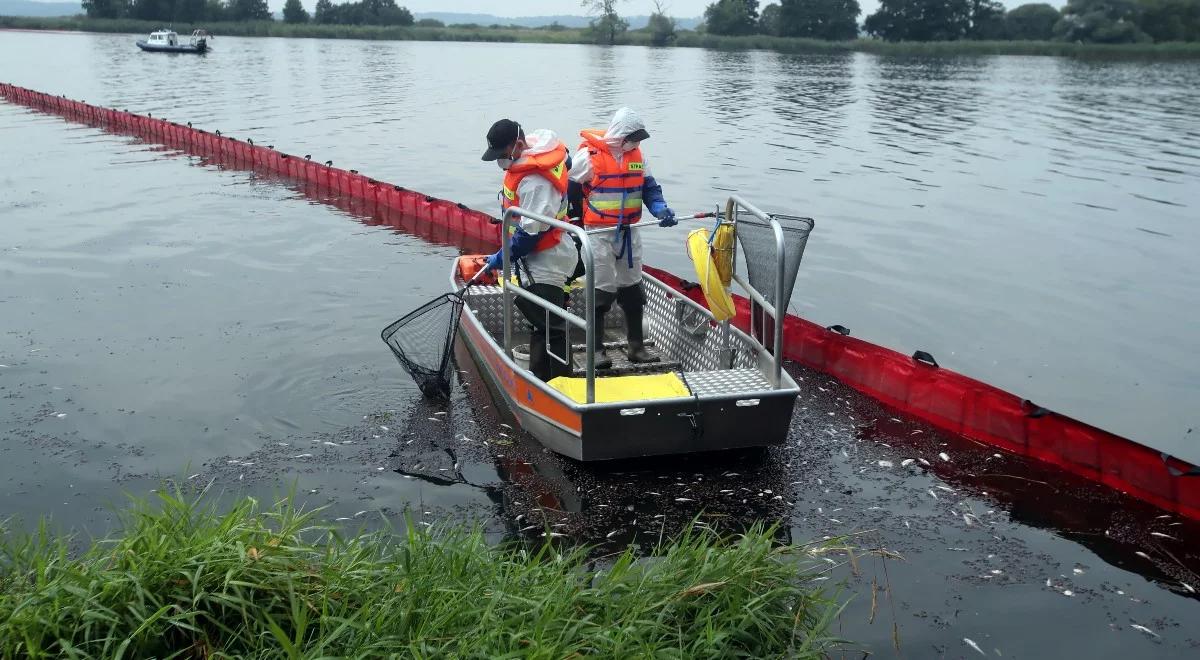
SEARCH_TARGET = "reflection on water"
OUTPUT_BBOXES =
[3,31,1200,658]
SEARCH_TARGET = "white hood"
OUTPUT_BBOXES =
[601,107,646,148]
[521,128,561,156]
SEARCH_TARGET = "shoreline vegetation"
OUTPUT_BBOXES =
[0,491,844,657]
[4,15,1200,58]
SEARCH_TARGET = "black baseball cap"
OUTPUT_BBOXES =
[482,119,523,161]
[625,128,650,142]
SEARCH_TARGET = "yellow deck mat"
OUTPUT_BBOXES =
[547,372,691,404]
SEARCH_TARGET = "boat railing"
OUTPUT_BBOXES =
[724,195,789,388]
[500,206,597,404]
[589,196,793,388]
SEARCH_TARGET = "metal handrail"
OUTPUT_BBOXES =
[501,206,597,404]
[726,195,787,388]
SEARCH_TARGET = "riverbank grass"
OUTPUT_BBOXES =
[4,16,1200,58]
[0,491,842,657]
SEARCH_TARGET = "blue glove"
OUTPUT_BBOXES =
[655,205,676,227]
[484,250,503,273]
[643,175,675,226]
[485,229,543,273]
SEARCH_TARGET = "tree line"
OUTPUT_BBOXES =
[80,0,416,26]
[81,0,1199,44]
[699,0,1198,43]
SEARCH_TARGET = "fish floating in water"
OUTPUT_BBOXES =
[1130,624,1159,638]
[878,460,894,468]
[962,638,986,656]
[939,452,950,462]
[1149,532,1177,540]
[901,458,915,467]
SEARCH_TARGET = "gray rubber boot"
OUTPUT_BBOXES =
[618,284,658,364]
[593,290,615,369]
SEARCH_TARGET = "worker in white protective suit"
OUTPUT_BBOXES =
[481,119,578,382]
[568,107,676,367]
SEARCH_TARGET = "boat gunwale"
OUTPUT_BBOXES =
[450,259,801,417]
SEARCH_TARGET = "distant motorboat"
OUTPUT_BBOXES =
[136,29,210,54]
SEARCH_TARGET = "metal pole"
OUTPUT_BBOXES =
[501,207,596,404]
[728,195,785,388]
[501,208,514,360]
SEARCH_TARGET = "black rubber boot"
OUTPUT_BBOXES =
[618,284,658,364]
[593,290,615,369]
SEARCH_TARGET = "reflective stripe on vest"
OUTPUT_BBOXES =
[500,144,570,252]
[578,131,645,227]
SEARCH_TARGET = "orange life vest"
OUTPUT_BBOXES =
[500,141,570,252]
[578,129,645,227]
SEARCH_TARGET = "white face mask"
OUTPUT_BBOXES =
[621,141,639,153]
[497,158,513,170]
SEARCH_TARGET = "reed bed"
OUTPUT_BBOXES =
[0,490,843,658]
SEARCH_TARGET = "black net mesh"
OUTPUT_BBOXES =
[736,213,814,308]
[381,291,466,399]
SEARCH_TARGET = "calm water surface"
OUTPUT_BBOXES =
[2,31,1198,657]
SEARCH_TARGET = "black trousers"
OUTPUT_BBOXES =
[515,283,572,382]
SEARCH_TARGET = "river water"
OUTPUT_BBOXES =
[2,30,1199,657]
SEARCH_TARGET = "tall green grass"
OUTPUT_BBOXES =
[4,15,1200,58]
[0,490,843,657]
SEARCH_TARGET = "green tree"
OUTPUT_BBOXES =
[1137,0,1200,41]
[759,2,781,34]
[416,17,445,27]
[582,0,628,44]
[647,0,677,45]
[227,0,272,20]
[968,0,1008,38]
[282,0,309,22]
[313,0,332,22]
[173,0,206,21]
[81,0,129,18]
[704,0,760,35]
[865,0,973,40]
[206,0,228,20]
[778,0,860,39]
[1054,0,1148,42]
[1005,2,1060,39]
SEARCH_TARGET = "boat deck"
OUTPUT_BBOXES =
[463,274,772,402]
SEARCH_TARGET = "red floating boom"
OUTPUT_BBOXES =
[3,82,1196,521]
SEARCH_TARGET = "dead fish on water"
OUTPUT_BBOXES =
[936,485,954,492]
[675,498,695,502]
[919,458,931,466]
[939,452,950,462]
[878,460,894,468]
[1135,551,1151,560]
[605,530,620,539]
[1149,532,1178,540]
[293,454,313,458]
[901,459,915,467]
[963,638,986,656]
[379,426,389,431]
[928,490,939,500]
[1130,624,1159,638]
[323,442,339,447]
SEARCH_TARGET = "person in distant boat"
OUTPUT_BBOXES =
[568,107,676,367]
[481,119,577,382]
